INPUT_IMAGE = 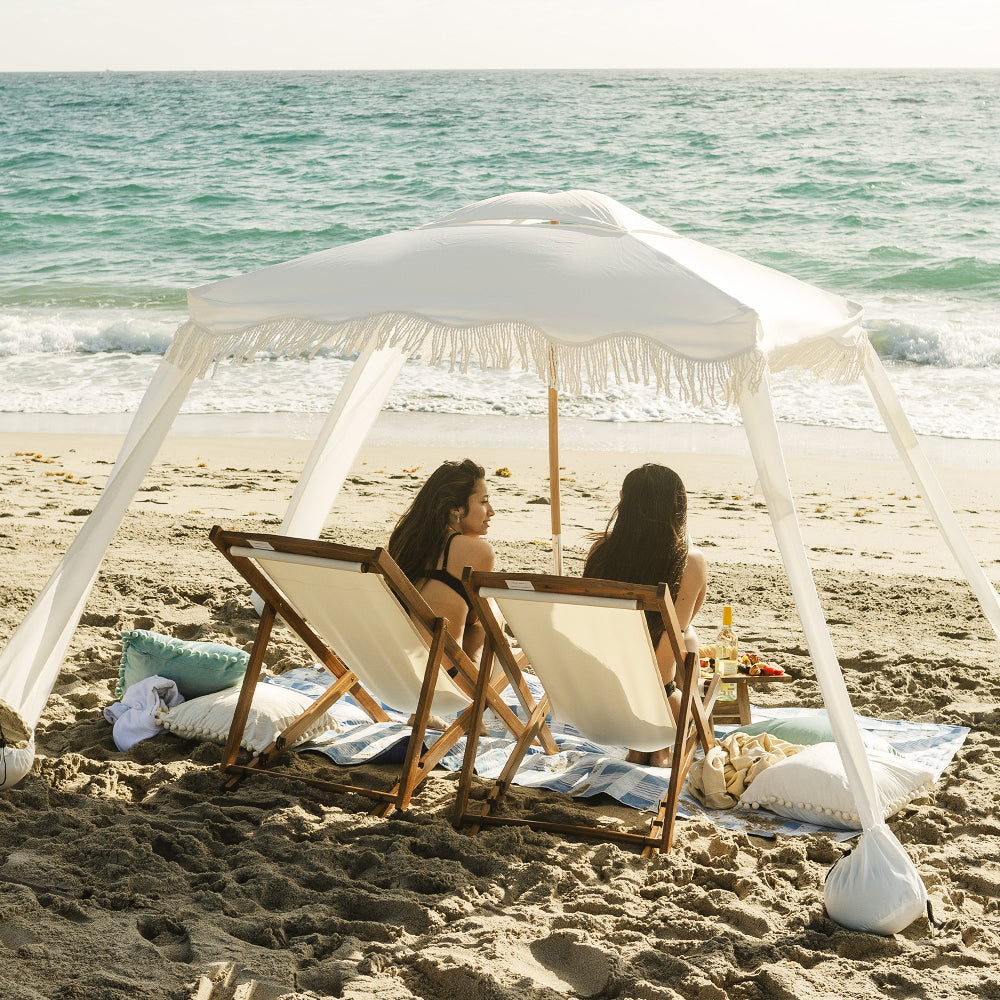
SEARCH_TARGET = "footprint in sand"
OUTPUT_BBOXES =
[526,931,618,997]
[137,913,194,963]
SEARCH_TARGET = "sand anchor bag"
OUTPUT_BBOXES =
[0,733,36,790]
[825,823,928,935]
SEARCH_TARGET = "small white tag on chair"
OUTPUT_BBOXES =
[506,580,536,591]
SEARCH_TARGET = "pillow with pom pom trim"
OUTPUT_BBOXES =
[737,741,934,830]
[155,682,338,754]
[117,629,249,700]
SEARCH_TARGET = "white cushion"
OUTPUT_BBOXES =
[156,682,337,754]
[737,742,934,830]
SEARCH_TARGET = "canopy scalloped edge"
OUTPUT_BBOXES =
[165,313,868,408]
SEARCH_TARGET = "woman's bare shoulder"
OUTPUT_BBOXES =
[686,546,708,578]
[448,534,495,572]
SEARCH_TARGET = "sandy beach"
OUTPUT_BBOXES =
[1,425,999,999]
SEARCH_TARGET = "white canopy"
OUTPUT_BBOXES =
[172,188,866,402]
[2,189,997,932]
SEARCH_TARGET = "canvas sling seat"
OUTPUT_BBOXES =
[454,569,721,855]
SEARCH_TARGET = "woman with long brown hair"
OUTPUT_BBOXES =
[583,463,707,766]
[388,458,495,658]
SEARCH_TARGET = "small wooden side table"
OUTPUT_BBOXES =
[709,673,795,726]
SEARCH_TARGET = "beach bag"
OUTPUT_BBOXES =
[825,823,927,935]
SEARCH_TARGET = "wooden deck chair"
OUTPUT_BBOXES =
[209,527,556,815]
[454,570,721,855]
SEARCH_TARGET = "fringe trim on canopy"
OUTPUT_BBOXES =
[169,312,862,407]
[768,335,869,385]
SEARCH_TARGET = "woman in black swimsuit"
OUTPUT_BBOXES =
[388,459,495,659]
[584,464,707,767]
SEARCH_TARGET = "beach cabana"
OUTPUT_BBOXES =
[2,189,997,931]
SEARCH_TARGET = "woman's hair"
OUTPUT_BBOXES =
[583,464,689,642]
[388,458,486,582]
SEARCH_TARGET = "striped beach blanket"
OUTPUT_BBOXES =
[265,666,968,842]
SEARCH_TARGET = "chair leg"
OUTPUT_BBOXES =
[372,700,484,818]
[453,632,497,828]
[690,665,719,756]
[656,651,701,853]
[464,692,551,836]
[270,667,360,758]
[456,695,549,837]
[490,695,551,794]
[504,668,559,755]
[643,799,670,859]
[394,617,449,812]
[220,604,275,776]
[477,669,559,757]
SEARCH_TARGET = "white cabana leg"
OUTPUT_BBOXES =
[0,357,198,745]
[737,373,880,826]
[279,342,409,539]
[861,342,1000,640]
[739,373,926,934]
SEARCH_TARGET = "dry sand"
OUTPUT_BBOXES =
[0,429,999,999]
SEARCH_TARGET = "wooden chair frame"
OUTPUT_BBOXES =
[209,526,556,815]
[453,569,721,855]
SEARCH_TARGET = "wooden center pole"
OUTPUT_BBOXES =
[547,348,562,575]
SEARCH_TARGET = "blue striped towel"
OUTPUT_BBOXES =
[264,666,967,842]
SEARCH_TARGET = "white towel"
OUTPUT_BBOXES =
[103,674,185,751]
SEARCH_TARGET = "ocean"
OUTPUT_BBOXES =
[1,69,998,448]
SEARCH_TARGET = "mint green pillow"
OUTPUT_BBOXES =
[732,716,835,746]
[732,715,899,755]
[116,630,250,700]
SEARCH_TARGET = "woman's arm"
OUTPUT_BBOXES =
[674,547,707,631]
[447,535,495,658]
[655,547,707,685]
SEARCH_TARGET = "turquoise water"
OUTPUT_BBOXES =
[1,70,998,439]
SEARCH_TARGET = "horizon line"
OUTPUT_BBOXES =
[3,65,999,75]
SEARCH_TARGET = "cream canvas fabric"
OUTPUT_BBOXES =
[482,587,676,753]
[228,544,471,718]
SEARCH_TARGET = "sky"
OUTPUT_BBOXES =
[1,0,998,72]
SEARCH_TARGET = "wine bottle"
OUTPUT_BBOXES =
[715,605,738,702]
